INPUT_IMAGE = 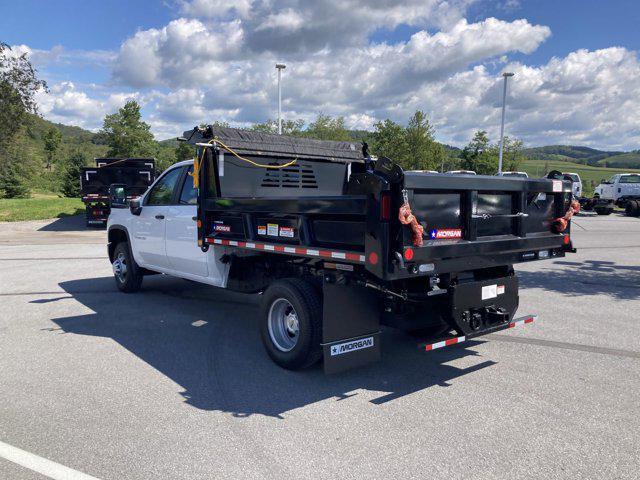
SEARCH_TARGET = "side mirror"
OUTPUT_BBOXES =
[129,198,142,216]
[109,184,127,208]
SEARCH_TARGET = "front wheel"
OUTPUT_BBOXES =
[260,279,323,370]
[112,242,143,293]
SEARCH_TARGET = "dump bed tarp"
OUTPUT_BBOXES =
[185,126,365,163]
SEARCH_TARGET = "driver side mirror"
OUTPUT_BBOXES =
[129,198,142,216]
[109,184,127,208]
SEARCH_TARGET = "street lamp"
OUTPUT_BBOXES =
[276,63,286,135]
[498,72,514,175]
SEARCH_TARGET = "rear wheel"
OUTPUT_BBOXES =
[595,206,613,215]
[260,279,323,370]
[626,200,639,217]
[112,242,143,293]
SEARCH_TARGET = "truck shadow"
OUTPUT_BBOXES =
[518,259,640,300]
[37,214,90,232]
[46,276,496,419]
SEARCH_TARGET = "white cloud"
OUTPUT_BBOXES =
[33,82,140,131]
[13,1,640,150]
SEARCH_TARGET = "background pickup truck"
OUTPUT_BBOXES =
[594,173,640,206]
[107,127,576,373]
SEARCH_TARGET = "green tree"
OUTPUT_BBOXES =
[175,141,194,163]
[369,119,409,166]
[502,136,524,172]
[43,127,62,170]
[0,158,29,198]
[460,130,498,175]
[304,114,351,141]
[59,150,87,197]
[251,118,305,136]
[100,100,156,157]
[404,110,445,171]
[0,43,47,198]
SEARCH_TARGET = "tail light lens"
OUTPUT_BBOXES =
[380,193,391,221]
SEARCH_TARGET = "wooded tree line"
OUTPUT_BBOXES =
[1,43,524,199]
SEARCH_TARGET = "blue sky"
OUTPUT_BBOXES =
[2,0,639,149]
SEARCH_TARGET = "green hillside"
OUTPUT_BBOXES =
[521,158,640,196]
[523,145,640,169]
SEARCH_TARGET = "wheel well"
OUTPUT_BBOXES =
[108,228,129,262]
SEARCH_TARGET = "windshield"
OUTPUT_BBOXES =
[565,174,580,182]
[619,175,640,184]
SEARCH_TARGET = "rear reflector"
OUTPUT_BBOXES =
[380,193,391,221]
[424,315,537,352]
[403,248,414,261]
[368,252,379,265]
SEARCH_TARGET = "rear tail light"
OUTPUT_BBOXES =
[563,234,570,245]
[380,193,391,221]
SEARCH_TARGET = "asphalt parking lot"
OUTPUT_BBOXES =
[1,214,638,479]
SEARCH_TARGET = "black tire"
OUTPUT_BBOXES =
[260,279,323,370]
[626,200,639,217]
[595,207,613,216]
[112,242,143,293]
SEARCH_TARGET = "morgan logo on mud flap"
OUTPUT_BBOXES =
[330,337,374,356]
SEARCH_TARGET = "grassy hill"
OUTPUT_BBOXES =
[521,158,640,196]
[523,145,640,169]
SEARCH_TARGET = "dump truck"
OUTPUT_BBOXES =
[107,127,577,373]
[81,158,156,227]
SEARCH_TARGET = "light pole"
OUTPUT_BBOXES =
[498,72,514,175]
[276,63,286,134]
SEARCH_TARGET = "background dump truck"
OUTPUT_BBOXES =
[81,158,156,227]
[107,127,577,373]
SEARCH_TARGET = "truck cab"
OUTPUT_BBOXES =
[108,160,229,287]
[562,172,582,198]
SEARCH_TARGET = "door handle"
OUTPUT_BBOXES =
[155,214,165,220]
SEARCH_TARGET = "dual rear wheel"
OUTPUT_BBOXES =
[260,279,323,370]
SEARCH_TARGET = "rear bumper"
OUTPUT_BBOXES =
[394,234,567,277]
[424,315,536,352]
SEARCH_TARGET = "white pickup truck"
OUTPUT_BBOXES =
[594,173,640,206]
[562,172,582,198]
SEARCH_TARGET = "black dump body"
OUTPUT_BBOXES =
[187,126,574,281]
[81,158,156,226]
[188,126,574,371]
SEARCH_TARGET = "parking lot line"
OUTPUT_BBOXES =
[0,440,101,480]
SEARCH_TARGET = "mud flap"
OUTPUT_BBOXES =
[321,273,381,374]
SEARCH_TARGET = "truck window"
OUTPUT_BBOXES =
[146,167,182,205]
[619,175,640,184]
[179,166,198,205]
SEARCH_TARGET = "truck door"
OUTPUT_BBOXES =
[165,166,209,277]
[133,166,183,269]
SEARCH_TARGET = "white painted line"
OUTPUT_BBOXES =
[0,440,101,480]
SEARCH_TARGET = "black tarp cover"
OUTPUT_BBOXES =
[185,126,364,163]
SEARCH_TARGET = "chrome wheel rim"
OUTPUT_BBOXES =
[112,252,128,283]
[267,298,300,352]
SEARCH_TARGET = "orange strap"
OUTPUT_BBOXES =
[552,200,580,232]
[399,201,424,247]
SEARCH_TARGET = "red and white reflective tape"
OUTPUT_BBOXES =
[424,315,537,352]
[205,237,366,264]
[507,315,536,329]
